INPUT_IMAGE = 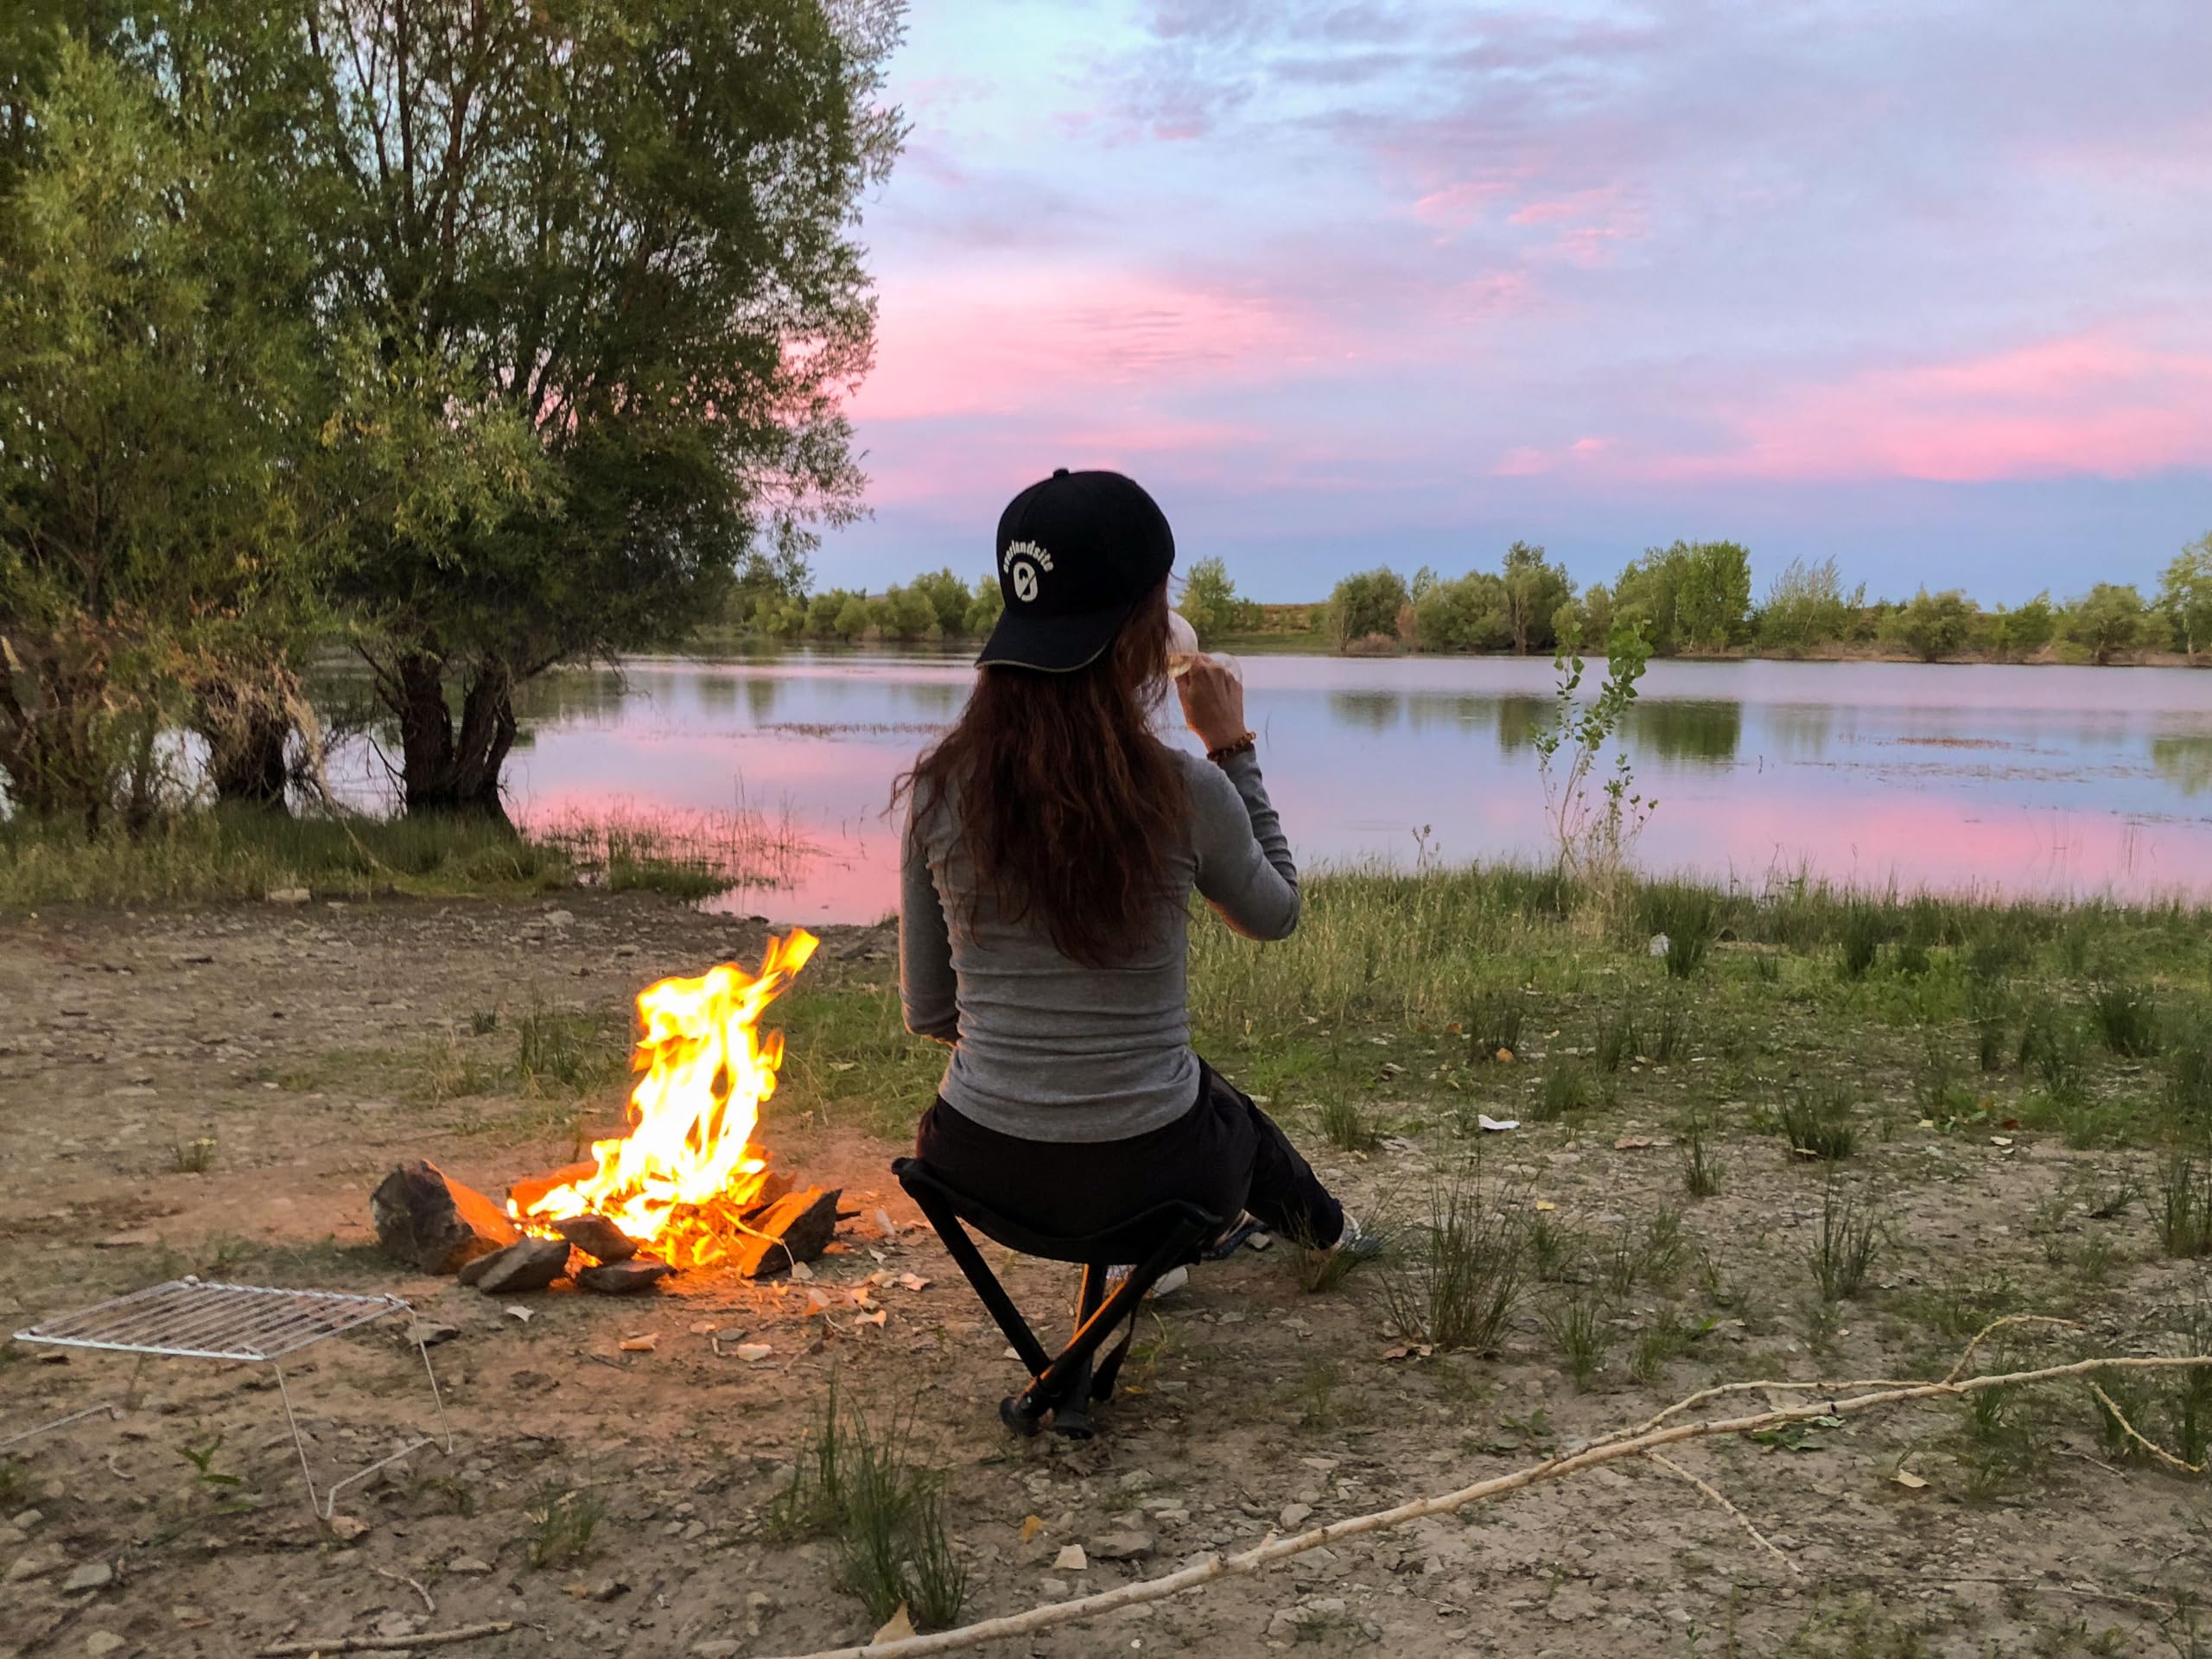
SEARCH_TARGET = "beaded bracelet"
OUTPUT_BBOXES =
[1205,733,1257,764]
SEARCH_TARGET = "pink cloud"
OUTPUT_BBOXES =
[851,269,1322,425]
[1643,333,2212,482]
[1492,435,1612,476]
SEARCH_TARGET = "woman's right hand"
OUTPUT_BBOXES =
[1177,657,1249,753]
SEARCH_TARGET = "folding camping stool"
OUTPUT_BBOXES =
[892,1157,1219,1440]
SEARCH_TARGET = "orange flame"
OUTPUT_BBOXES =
[514,929,819,1265]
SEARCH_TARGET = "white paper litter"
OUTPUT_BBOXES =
[1476,1114,1520,1132]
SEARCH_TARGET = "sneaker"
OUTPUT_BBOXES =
[1332,1212,1382,1260]
[1103,1263,1188,1300]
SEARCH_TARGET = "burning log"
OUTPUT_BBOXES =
[458,1236,573,1294]
[728,1185,842,1279]
[371,1160,518,1274]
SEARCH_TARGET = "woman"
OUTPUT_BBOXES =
[897,467,1353,1267]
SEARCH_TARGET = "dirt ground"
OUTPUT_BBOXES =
[1,893,2206,1659]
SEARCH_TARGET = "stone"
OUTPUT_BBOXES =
[64,1560,114,1592]
[1052,1544,1087,1571]
[1088,1531,1154,1562]
[461,1236,573,1294]
[327,1516,371,1541]
[1279,1503,1313,1529]
[576,1257,675,1295]
[372,1160,518,1274]
[692,1643,743,1658]
[728,1186,842,1279]
[267,887,311,904]
[448,1554,493,1574]
[5,1547,61,1583]
[84,1634,125,1656]
[552,1213,638,1264]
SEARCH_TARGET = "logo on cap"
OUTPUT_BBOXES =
[1002,539,1054,604]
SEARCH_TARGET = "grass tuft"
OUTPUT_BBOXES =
[1680,1111,1725,1198]
[1533,1063,1592,1123]
[1382,1174,1528,1352]
[1469,988,1526,1059]
[1808,1178,1883,1301]
[1318,1092,1382,1154]
[2087,979,2161,1058]
[1777,1087,1858,1162]
[522,1484,606,1570]
[1541,1286,1616,1391]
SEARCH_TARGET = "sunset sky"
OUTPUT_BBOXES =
[819,1,2212,604]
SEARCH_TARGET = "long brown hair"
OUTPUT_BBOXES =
[897,582,1187,965]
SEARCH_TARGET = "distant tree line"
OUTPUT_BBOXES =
[730,554,1261,646]
[1322,536,2212,665]
[1,1,904,834]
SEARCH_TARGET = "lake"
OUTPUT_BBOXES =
[334,651,2212,924]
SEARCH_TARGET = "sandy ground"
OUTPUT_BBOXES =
[0,893,2205,1659]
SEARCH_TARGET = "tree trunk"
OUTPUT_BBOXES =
[395,652,517,822]
[0,652,113,834]
[196,679,294,811]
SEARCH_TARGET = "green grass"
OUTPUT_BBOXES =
[0,804,579,910]
[0,798,806,912]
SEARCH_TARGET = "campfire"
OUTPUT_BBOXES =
[372,928,845,1293]
[512,928,822,1269]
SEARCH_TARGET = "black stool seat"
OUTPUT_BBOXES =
[892,1157,1219,1439]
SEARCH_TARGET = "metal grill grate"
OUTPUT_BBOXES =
[10,1274,450,1520]
[15,1277,410,1362]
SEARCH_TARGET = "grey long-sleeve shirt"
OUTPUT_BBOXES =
[900,745,1299,1142]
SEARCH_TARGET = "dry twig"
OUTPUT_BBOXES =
[372,1564,436,1614]
[1644,1451,1798,1574]
[2089,1382,2207,1475]
[759,1340,2212,1659]
[261,1622,512,1656]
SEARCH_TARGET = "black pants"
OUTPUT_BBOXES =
[915,1060,1345,1249]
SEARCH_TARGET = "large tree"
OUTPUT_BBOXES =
[277,0,902,816]
[0,39,315,829]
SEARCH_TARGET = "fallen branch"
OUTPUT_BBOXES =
[759,1346,2212,1659]
[2090,1382,2207,1476]
[261,1622,513,1656]
[1644,1451,1797,1574]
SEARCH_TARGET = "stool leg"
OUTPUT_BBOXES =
[1049,1267,1107,1439]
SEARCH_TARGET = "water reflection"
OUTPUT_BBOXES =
[2154,735,2212,796]
[1328,691,1402,734]
[1626,701,1742,766]
[321,647,2212,919]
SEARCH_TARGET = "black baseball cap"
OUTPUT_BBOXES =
[976,467,1175,672]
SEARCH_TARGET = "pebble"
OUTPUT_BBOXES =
[448,1554,494,1574]
[64,1560,114,1592]
[85,1636,125,1657]
[1089,1531,1154,1561]
[1279,1503,1313,1529]
[691,1643,743,1658]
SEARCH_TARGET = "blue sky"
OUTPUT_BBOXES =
[814,0,2212,604]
